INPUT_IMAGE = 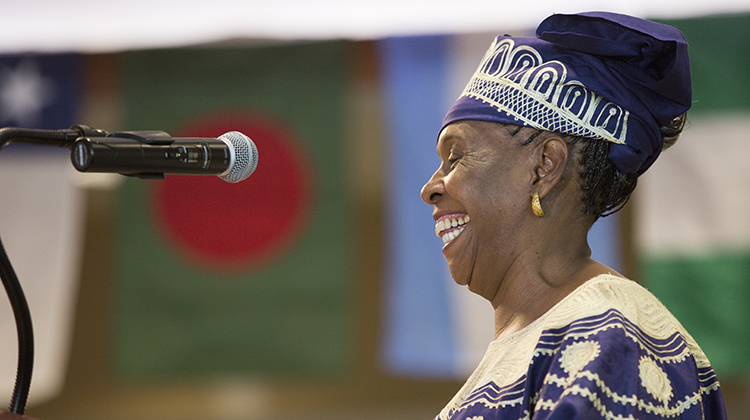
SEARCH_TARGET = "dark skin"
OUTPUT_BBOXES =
[420,120,620,340]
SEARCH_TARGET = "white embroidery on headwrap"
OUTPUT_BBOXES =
[460,38,629,144]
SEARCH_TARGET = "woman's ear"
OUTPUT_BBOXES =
[531,135,569,198]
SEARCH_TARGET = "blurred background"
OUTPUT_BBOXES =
[0,1,749,419]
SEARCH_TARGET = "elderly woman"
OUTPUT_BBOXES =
[421,12,726,419]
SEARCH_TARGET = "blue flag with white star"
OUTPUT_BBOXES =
[0,54,79,130]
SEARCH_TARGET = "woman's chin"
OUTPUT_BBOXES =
[448,266,470,287]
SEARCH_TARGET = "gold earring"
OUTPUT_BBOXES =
[532,192,545,217]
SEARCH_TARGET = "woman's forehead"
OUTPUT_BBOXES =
[438,121,515,147]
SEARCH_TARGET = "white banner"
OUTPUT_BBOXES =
[3,0,749,53]
[0,146,84,405]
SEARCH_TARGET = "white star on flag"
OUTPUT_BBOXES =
[0,59,56,127]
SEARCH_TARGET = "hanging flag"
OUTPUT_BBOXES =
[115,42,353,379]
[0,53,83,404]
[379,34,625,378]
[379,35,469,378]
[636,14,750,378]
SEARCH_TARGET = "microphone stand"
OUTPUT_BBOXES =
[0,126,105,416]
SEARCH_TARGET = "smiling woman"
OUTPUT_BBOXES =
[422,11,727,420]
[422,121,595,304]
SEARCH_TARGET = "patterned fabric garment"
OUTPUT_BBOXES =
[435,275,727,419]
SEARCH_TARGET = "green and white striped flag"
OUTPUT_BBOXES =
[636,13,750,378]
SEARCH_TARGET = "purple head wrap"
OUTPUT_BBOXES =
[441,12,692,175]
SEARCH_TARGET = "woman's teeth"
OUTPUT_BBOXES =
[435,215,470,245]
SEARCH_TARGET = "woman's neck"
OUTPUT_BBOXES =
[490,253,617,340]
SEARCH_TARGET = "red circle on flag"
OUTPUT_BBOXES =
[150,112,314,273]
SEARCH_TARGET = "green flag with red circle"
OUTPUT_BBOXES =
[115,42,353,378]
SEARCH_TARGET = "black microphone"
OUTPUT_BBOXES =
[71,130,258,183]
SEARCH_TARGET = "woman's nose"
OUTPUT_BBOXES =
[420,169,444,204]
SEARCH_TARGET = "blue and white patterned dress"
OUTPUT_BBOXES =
[436,275,726,419]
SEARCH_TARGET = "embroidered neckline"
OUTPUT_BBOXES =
[488,273,623,347]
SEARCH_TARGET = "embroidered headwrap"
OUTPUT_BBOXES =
[441,11,692,175]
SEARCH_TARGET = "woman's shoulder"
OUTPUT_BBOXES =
[546,273,711,367]
[556,273,672,323]
[526,274,725,418]
[442,274,724,419]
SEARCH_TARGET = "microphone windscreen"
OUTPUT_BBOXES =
[219,131,258,183]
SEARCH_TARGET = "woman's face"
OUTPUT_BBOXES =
[420,120,532,301]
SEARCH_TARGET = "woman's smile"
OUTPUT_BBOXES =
[435,214,470,247]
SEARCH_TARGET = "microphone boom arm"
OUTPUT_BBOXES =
[0,125,107,415]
